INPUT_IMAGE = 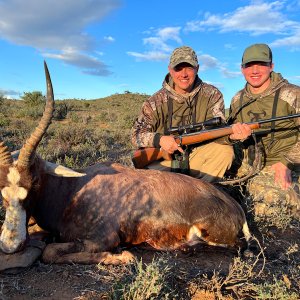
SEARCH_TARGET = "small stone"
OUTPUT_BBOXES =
[0,240,46,273]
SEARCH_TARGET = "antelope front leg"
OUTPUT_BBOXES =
[42,240,135,265]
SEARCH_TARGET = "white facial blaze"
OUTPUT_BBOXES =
[0,167,28,253]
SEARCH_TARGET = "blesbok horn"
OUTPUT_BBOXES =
[0,141,13,167]
[17,61,55,168]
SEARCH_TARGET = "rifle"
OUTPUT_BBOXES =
[132,113,300,169]
[168,116,222,134]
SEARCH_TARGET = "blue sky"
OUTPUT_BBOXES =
[0,0,299,107]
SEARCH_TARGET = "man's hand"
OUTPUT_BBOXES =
[159,135,184,154]
[271,162,292,190]
[230,123,252,141]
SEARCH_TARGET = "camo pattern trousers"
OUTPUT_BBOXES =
[236,160,300,226]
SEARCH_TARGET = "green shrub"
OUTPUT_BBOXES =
[21,91,45,107]
[69,112,80,123]
[254,276,299,300]
[16,105,45,120]
[0,113,10,126]
[0,94,4,106]
[110,257,175,300]
[53,126,94,147]
[53,102,68,120]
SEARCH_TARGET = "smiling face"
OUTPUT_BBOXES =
[168,62,199,95]
[241,62,274,94]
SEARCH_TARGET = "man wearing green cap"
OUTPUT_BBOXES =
[229,43,300,219]
[131,46,250,182]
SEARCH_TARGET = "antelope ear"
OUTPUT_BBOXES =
[43,161,86,177]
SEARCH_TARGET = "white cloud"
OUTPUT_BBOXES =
[127,51,169,62]
[224,44,236,50]
[104,36,115,42]
[198,54,218,71]
[128,42,239,79]
[43,49,112,76]
[198,54,241,78]
[143,37,172,52]
[143,27,181,52]
[185,1,298,36]
[219,68,241,79]
[129,26,182,62]
[0,89,21,98]
[283,75,300,87]
[0,0,121,76]
[270,29,300,48]
[157,27,182,44]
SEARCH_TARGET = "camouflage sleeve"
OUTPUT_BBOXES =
[280,84,300,167]
[280,84,300,125]
[284,141,300,168]
[204,84,226,121]
[203,84,231,145]
[131,99,158,148]
[227,90,244,123]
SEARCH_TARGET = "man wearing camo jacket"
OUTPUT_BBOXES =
[228,43,300,218]
[131,46,250,182]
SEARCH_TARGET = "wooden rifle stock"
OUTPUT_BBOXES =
[132,113,300,169]
[132,123,260,169]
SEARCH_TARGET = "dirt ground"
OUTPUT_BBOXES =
[0,244,234,299]
[0,223,299,300]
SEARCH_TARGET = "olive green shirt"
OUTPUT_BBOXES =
[229,72,300,169]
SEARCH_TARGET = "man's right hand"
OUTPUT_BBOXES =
[159,135,184,154]
[230,123,252,141]
[271,162,292,190]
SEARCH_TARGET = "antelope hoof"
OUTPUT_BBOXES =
[102,250,135,265]
[243,249,254,258]
[243,237,259,258]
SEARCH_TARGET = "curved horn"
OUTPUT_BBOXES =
[17,61,55,168]
[0,141,13,167]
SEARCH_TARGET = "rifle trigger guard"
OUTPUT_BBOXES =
[178,136,183,147]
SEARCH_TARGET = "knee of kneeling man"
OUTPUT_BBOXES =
[223,150,235,165]
[216,144,235,159]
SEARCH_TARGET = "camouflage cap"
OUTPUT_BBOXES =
[242,43,272,66]
[169,46,198,68]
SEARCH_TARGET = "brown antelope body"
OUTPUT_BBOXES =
[0,63,252,264]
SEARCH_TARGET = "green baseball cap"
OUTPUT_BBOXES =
[169,46,198,68]
[242,43,272,66]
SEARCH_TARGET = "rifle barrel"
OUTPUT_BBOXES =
[248,113,300,125]
[166,113,300,146]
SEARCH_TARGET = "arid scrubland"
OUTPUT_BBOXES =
[0,92,299,299]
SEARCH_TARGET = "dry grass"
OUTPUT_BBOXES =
[0,94,299,299]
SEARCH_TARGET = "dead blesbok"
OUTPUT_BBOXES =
[0,63,253,265]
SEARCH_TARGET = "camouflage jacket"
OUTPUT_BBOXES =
[131,74,226,148]
[229,72,300,169]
